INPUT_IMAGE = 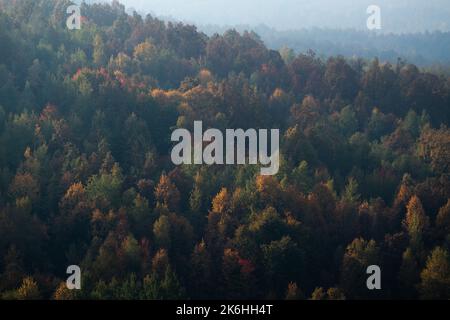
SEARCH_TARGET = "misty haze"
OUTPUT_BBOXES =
[115,0,450,33]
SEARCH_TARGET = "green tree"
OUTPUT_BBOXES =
[340,238,380,299]
[399,247,420,299]
[153,215,171,250]
[85,163,124,209]
[160,266,186,300]
[93,34,107,66]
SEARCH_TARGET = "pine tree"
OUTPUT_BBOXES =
[340,238,380,299]
[419,247,450,299]
[16,277,41,300]
[436,199,450,239]
[160,266,186,300]
[189,240,212,298]
[153,215,171,250]
[403,196,429,253]
[342,177,360,204]
[93,34,106,66]
[154,174,180,212]
[398,247,420,299]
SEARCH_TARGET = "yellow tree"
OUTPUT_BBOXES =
[419,247,450,299]
[16,277,41,300]
[403,196,429,252]
[154,173,180,212]
[436,199,450,238]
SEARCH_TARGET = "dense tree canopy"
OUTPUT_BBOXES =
[0,0,449,300]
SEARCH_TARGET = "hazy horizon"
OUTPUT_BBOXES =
[101,0,450,34]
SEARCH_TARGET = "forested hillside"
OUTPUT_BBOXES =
[0,0,450,300]
[200,25,450,68]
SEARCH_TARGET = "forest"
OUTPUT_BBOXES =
[200,25,450,68]
[0,0,450,300]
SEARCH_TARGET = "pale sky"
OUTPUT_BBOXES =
[97,0,450,33]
